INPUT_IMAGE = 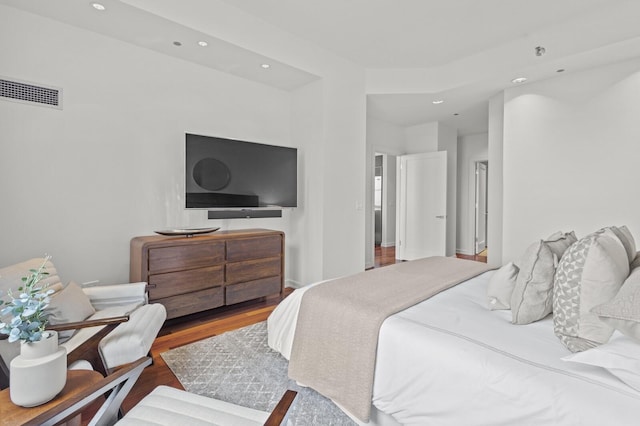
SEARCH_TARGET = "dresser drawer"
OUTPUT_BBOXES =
[148,241,225,274]
[158,286,224,320]
[226,235,282,262]
[226,257,281,285]
[226,276,281,305]
[148,265,224,300]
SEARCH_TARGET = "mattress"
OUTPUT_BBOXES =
[268,270,640,425]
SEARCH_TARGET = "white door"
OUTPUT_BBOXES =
[475,162,488,253]
[396,151,447,261]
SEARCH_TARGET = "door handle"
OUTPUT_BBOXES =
[435,215,446,219]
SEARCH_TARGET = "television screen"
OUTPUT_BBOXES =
[185,133,297,208]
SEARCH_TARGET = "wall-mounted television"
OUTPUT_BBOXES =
[185,133,297,209]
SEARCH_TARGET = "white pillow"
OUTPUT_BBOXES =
[511,241,557,324]
[592,265,640,342]
[544,230,578,261]
[553,229,629,352]
[606,225,636,264]
[562,334,640,392]
[510,231,577,325]
[487,262,518,310]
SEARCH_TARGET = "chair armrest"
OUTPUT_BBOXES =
[46,315,129,332]
[82,282,148,310]
[47,316,130,376]
[264,390,298,426]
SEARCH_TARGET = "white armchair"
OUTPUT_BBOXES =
[0,258,167,387]
[9,357,297,426]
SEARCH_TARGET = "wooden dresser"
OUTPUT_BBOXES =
[130,229,284,319]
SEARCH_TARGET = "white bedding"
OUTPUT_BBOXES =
[268,270,640,425]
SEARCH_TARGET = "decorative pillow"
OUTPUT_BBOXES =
[632,252,640,270]
[45,281,96,343]
[511,241,557,324]
[553,229,629,352]
[562,334,640,392]
[544,231,578,261]
[592,266,640,342]
[606,226,636,264]
[487,262,519,310]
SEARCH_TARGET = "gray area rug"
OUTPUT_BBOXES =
[161,321,357,425]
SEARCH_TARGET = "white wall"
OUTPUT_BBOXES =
[501,57,640,263]
[319,68,367,279]
[381,154,397,247]
[289,80,324,287]
[436,123,458,256]
[404,122,438,154]
[367,117,405,156]
[0,6,367,287]
[487,93,505,268]
[456,133,488,255]
[0,7,292,283]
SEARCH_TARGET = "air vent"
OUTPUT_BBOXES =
[0,77,62,109]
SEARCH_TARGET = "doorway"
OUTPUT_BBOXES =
[374,155,383,245]
[371,153,398,268]
[474,161,488,255]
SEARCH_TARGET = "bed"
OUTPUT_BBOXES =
[268,249,640,425]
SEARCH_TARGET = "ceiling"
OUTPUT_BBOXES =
[3,0,640,136]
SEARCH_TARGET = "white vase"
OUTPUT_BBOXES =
[10,330,67,407]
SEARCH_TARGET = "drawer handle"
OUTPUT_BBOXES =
[146,284,157,289]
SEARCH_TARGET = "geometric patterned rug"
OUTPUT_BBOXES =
[161,321,357,425]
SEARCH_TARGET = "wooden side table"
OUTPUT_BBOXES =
[0,369,103,426]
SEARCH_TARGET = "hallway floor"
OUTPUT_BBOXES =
[374,245,488,267]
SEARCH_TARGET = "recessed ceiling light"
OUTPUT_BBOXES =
[432,100,444,105]
[511,77,527,84]
[173,41,182,47]
[198,41,208,47]
[261,64,271,69]
[91,2,106,11]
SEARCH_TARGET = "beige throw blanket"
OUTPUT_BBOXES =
[288,256,492,422]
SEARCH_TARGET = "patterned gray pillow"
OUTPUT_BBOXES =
[553,229,629,352]
[592,266,640,342]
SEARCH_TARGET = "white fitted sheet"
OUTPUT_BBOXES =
[268,271,640,425]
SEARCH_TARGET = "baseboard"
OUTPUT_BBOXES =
[380,242,395,248]
[285,279,303,289]
[456,248,474,256]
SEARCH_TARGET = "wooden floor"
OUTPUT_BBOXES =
[376,245,488,265]
[456,252,488,263]
[374,245,403,268]
[119,245,486,415]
